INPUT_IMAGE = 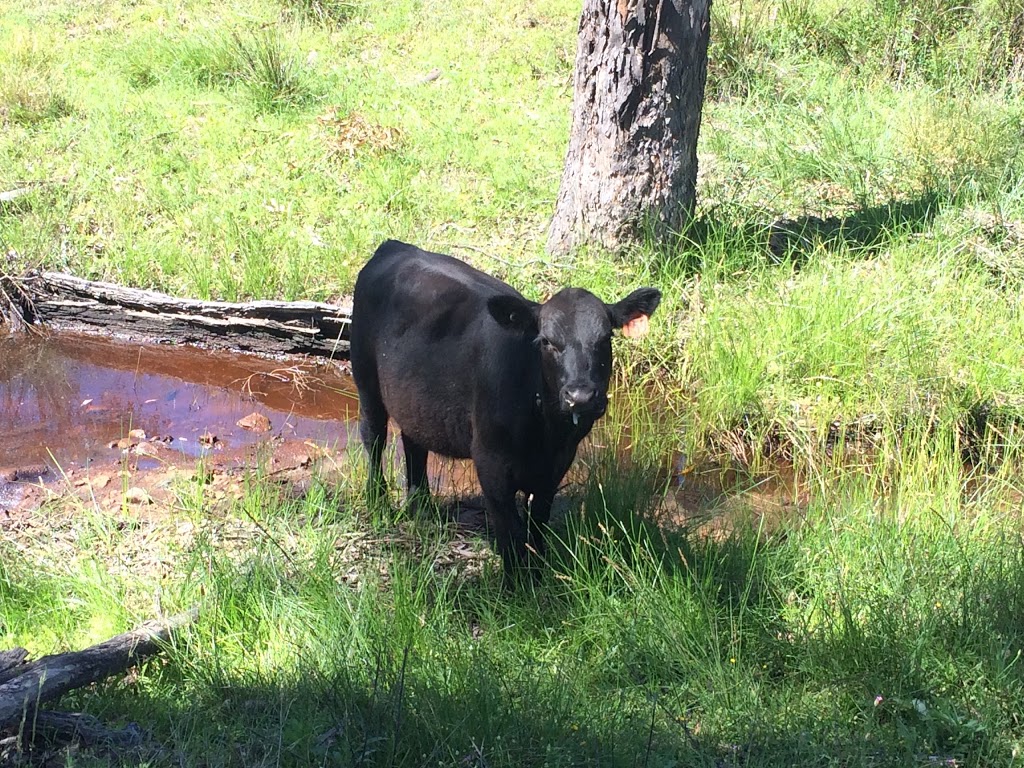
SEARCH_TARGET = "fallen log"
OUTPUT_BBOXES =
[1,271,352,359]
[0,609,197,732]
[16,710,144,749]
[0,650,28,685]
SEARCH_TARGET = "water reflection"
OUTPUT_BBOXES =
[0,331,360,471]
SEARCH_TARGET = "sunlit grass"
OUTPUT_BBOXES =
[4,0,1024,762]
[3,0,1022,462]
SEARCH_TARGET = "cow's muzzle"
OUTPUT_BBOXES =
[561,385,603,425]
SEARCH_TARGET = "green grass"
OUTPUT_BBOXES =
[5,436,1024,766]
[6,0,1015,456]
[8,0,1015,456]
[4,0,1024,763]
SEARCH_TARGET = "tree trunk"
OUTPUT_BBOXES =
[548,0,711,255]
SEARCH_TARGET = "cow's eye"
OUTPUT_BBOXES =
[540,337,560,353]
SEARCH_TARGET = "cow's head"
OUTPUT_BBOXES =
[487,286,662,424]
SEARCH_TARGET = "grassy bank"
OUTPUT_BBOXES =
[4,0,1024,764]
[4,436,1024,765]
[2,0,1023,453]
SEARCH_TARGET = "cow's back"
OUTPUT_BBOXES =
[351,240,535,459]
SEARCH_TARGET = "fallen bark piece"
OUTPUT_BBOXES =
[0,609,197,731]
[1,271,352,358]
[0,188,32,204]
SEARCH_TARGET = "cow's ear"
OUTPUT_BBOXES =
[487,295,539,334]
[608,288,661,338]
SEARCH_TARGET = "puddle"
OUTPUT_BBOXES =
[659,461,806,534]
[0,331,360,474]
[0,330,487,519]
[0,330,804,530]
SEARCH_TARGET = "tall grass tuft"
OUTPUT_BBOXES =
[0,29,74,126]
[283,0,361,26]
[118,27,321,110]
[229,29,320,111]
[707,0,775,99]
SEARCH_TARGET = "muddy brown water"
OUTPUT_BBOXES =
[0,331,360,472]
[0,331,485,516]
[0,331,803,528]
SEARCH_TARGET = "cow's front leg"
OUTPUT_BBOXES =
[525,488,555,561]
[474,454,528,585]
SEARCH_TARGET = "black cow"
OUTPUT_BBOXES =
[350,240,661,581]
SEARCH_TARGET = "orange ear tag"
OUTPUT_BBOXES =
[621,315,650,339]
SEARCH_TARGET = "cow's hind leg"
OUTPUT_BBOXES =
[358,388,390,506]
[401,432,430,513]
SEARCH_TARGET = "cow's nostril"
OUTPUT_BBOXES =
[563,386,597,408]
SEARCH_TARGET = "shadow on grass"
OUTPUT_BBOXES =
[12,537,1021,767]
[765,191,943,259]
[60,519,1020,766]
[661,189,945,274]
[10,462,1024,766]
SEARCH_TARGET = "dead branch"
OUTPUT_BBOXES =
[0,651,28,685]
[0,609,197,732]
[0,275,36,333]
[18,710,145,749]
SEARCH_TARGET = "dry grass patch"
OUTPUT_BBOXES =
[317,108,404,160]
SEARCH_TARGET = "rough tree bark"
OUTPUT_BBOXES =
[548,0,711,255]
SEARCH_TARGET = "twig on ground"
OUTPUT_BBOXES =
[0,189,32,205]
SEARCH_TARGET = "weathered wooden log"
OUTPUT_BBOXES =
[0,650,28,686]
[2,272,352,358]
[0,609,197,731]
[16,710,144,749]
